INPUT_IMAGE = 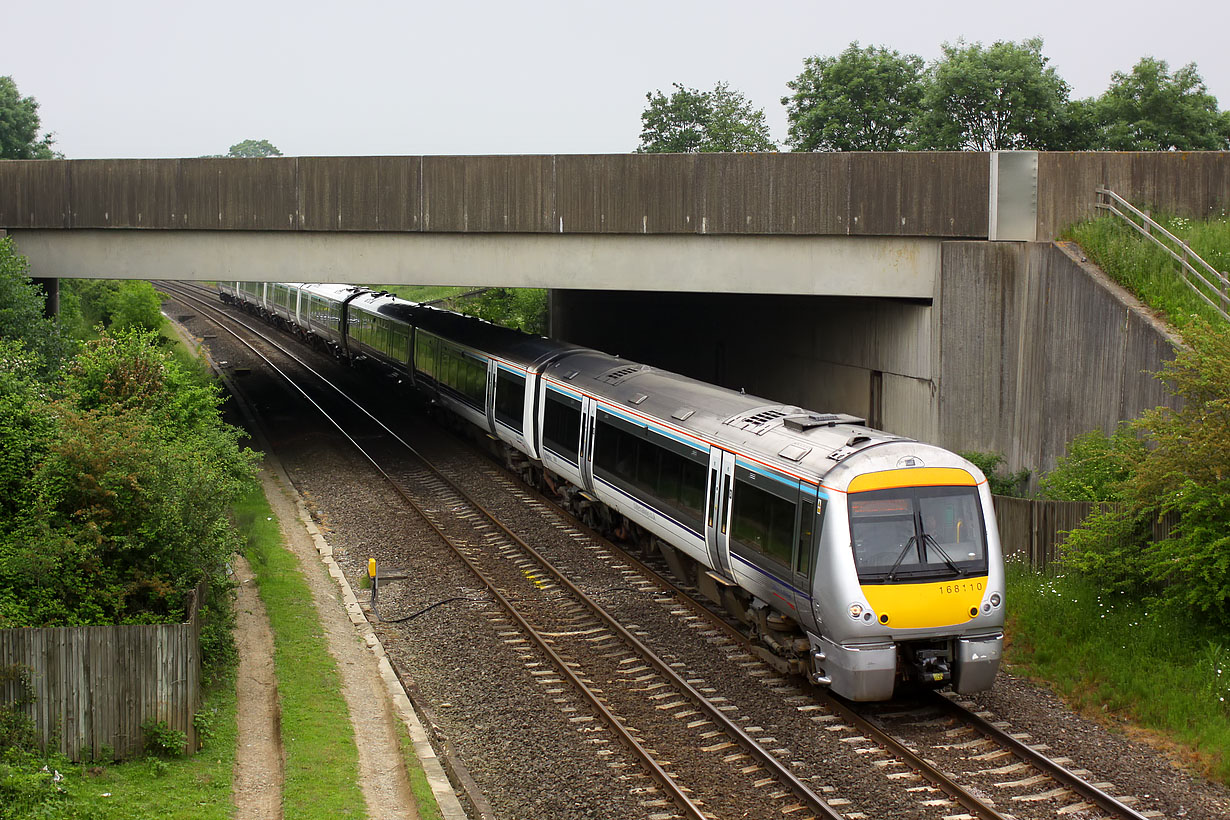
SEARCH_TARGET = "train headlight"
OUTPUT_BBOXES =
[848,603,863,619]
[990,593,1002,608]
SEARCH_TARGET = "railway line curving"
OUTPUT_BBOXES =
[161,280,1217,820]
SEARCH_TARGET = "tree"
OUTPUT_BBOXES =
[0,76,58,159]
[0,237,72,373]
[226,138,283,158]
[783,43,925,151]
[637,82,776,153]
[1092,58,1230,150]
[915,38,1071,150]
[0,330,257,628]
[1061,320,1230,626]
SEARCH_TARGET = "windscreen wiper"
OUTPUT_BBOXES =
[922,533,963,576]
[886,535,918,582]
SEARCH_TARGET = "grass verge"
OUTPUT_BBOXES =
[1005,560,1230,785]
[0,677,239,820]
[1066,213,1230,330]
[397,723,444,820]
[234,480,367,819]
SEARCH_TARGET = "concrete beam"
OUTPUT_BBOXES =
[8,229,941,299]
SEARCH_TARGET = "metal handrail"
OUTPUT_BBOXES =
[1094,187,1229,322]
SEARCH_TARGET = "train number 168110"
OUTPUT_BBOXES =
[939,581,984,595]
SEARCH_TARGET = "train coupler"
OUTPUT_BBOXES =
[904,645,952,687]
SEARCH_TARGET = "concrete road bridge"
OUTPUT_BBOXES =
[2,150,1225,482]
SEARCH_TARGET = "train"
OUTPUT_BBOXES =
[218,280,1005,701]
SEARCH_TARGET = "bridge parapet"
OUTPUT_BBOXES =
[2,151,1226,244]
[2,153,996,237]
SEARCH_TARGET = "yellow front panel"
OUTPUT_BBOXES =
[860,576,988,629]
[847,467,978,493]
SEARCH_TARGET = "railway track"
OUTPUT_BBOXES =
[162,282,843,819]
[161,281,1170,820]
[441,452,1165,820]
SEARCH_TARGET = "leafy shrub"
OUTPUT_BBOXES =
[1062,320,1230,627]
[199,571,239,686]
[140,719,186,758]
[0,238,74,374]
[459,287,548,335]
[1038,425,1146,502]
[0,329,258,630]
[60,278,167,337]
[0,665,36,753]
[958,451,1030,497]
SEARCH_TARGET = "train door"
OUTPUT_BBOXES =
[792,485,822,623]
[578,396,597,493]
[704,448,736,578]
[484,360,498,434]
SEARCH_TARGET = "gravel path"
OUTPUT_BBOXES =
[231,555,284,820]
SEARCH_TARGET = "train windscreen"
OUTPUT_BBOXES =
[848,486,987,582]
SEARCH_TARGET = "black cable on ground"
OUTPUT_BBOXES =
[369,571,490,623]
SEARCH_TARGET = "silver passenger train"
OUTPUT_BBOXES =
[220,281,1005,701]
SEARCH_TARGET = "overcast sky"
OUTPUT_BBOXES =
[7,0,1229,159]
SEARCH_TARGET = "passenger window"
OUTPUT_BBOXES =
[543,390,581,463]
[731,474,795,567]
[495,370,525,431]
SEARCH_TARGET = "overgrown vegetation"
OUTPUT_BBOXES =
[59,278,166,340]
[1066,212,1230,329]
[958,450,1030,497]
[1048,321,1230,627]
[0,241,257,634]
[1010,318,1230,782]
[0,239,255,809]
[0,328,258,629]
[1009,212,1230,781]
[0,676,238,820]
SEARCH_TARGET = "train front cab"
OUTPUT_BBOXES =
[812,464,1004,701]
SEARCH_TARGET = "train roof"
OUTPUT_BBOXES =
[348,291,583,370]
[300,283,367,301]
[542,352,914,485]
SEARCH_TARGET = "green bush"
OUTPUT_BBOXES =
[140,719,186,758]
[958,450,1030,496]
[1037,425,1146,502]
[1061,320,1230,627]
[60,279,166,338]
[0,330,258,630]
[0,238,74,374]
[0,666,36,753]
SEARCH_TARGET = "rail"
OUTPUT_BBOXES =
[1095,187,1230,322]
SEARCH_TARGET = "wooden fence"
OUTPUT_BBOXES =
[993,496,1179,569]
[0,582,205,761]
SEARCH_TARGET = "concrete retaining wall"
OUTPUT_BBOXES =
[937,240,1181,482]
